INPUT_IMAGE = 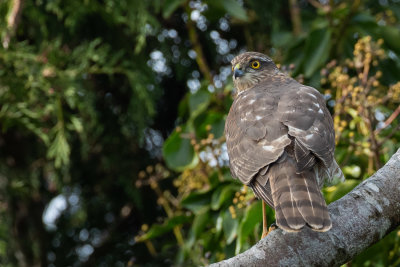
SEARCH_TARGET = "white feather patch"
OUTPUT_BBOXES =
[305,133,314,140]
[307,92,317,99]
[288,126,305,135]
[262,145,275,152]
[258,134,291,153]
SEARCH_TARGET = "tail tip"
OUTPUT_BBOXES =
[309,222,332,232]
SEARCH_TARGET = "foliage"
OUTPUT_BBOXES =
[0,0,399,266]
[136,1,400,266]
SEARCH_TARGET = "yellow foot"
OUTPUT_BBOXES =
[261,223,278,239]
[268,223,277,232]
[261,231,269,239]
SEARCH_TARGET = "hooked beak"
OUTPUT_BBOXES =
[233,64,244,79]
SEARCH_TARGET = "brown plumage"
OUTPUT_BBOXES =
[225,52,344,232]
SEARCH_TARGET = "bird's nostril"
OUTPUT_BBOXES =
[234,69,244,79]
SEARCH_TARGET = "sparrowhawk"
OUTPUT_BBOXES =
[225,52,344,234]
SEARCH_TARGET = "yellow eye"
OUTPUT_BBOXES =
[251,60,260,69]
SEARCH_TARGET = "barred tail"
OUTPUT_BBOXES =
[269,157,331,232]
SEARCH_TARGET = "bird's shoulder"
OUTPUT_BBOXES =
[224,78,293,183]
[226,76,303,139]
[276,83,335,167]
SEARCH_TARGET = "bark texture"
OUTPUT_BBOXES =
[210,148,400,267]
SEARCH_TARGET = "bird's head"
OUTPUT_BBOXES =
[231,52,279,93]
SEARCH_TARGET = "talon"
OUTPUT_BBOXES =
[269,222,278,232]
[261,231,269,239]
[261,223,277,238]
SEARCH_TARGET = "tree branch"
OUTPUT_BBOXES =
[210,148,400,267]
[185,4,214,85]
[289,0,302,36]
[3,0,24,49]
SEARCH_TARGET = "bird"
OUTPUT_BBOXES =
[224,52,344,237]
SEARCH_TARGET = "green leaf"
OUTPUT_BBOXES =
[342,165,361,178]
[236,201,262,254]
[136,215,192,242]
[347,108,359,119]
[162,0,186,19]
[222,209,239,245]
[221,0,248,21]
[271,31,293,48]
[209,171,221,189]
[181,190,212,214]
[310,18,329,29]
[323,179,360,203]
[47,128,70,168]
[162,128,199,171]
[193,112,225,139]
[351,13,377,27]
[178,94,190,118]
[70,117,83,133]
[186,209,211,248]
[211,184,237,210]
[302,28,332,78]
[216,212,223,233]
[380,26,400,54]
[189,89,211,118]
[191,209,210,239]
[283,35,307,75]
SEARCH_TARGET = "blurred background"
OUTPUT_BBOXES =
[0,0,400,266]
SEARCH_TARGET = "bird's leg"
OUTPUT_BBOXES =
[268,222,278,232]
[261,201,269,238]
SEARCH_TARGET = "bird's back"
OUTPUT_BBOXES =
[225,77,341,232]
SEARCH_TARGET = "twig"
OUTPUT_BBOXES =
[339,143,354,167]
[307,0,324,9]
[366,111,381,169]
[244,28,254,52]
[331,0,360,58]
[185,4,214,85]
[150,178,185,246]
[289,0,302,36]
[3,0,24,48]
[377,124,400,147]
[355,50,381,170]
[374,104,400,135]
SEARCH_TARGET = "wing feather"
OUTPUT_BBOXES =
[225,85,290,185]
[277,85,335,168]
[225,75,342,232]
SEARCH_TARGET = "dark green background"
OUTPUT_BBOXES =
[0,0,399,266]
